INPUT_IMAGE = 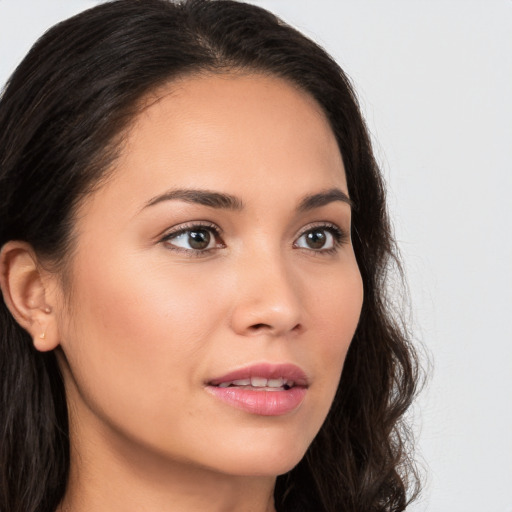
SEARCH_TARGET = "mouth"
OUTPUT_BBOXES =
[215,376,296,391]
[205,363,308,416]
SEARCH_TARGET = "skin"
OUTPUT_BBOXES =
[1,73,363,511]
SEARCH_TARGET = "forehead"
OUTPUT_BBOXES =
[129,73,343,178]
[79,72,347,221]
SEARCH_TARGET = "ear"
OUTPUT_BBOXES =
[0,241,60,352]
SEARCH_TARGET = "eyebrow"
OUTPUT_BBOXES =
[297,188,352,212]
[144,188,244,210]
[143,187,351,212]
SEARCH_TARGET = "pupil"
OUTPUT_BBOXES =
[189,229,211,250]
[306,230,326,249]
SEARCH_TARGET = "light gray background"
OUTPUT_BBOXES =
[1,1,511,510]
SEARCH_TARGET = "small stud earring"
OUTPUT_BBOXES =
[39,331,46,340]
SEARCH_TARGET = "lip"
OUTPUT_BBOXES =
[205,363,308,416]
[208,363,309,387]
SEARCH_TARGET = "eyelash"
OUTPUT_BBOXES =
[294,222,348,255]
[160,221,225,257]
[160,221,348,256]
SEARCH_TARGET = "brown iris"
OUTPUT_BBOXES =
[187,229,211,250]
[304,229,327,249]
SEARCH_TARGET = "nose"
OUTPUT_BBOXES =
[229,252,304,338]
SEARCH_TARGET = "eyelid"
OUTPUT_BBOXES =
[295,221,343,237]
[160,221,225,254]
[158,220,348,255]
[293,221,349,251]
[161,220,223,238]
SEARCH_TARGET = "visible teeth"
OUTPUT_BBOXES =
[215,377,295,389]
[267,378,284,388]
[251,376,268,387]
[232,379,251,386]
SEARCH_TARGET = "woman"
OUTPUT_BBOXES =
[0,1,420,511]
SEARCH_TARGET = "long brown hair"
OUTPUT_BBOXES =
[0,1,421,510]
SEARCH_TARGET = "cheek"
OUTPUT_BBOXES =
[58,251,224,425]
[71,250,221,349]
[312,259,363,338]
[306,261,363,392]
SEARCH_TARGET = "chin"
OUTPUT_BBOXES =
[201,434,311,478]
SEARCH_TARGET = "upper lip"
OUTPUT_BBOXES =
[207,363,309,387]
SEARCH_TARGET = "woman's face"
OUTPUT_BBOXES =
[54,73,363,477]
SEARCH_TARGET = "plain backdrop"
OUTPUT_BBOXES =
[0,1,511,511]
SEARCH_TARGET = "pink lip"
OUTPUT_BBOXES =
[208,363,308,387]
[206,363,308,416]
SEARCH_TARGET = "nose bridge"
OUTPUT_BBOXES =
[230,241,303,337]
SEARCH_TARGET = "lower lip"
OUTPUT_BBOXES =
[206,386,307,416]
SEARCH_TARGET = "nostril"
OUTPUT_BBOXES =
[247,322,303,334]
[249,323,270,331]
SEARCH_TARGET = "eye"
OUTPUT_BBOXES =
[161,223,224,253]
[294,224,346,252]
